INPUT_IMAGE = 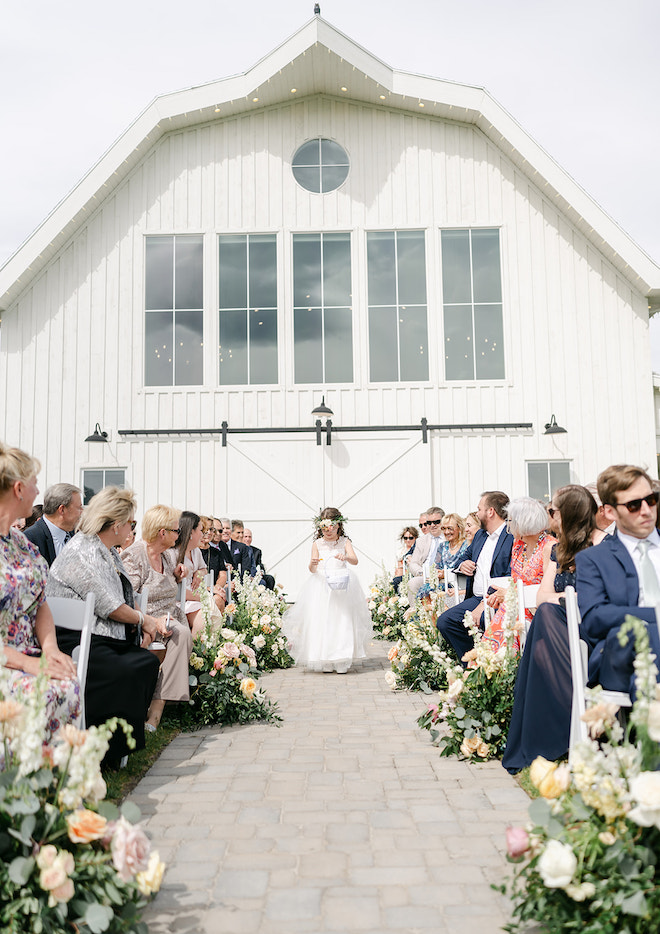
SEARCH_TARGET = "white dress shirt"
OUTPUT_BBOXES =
[43,515,68,556]
[617,528,660,606]
[473,522,506,598]
[422,535,442,580]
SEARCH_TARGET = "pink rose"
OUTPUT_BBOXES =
[48,876,74,906]
[222,642,240,659]
[506,826,530,860]
[110,817,151,881]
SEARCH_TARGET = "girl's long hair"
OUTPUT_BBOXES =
[175,510,201,565]
[554,485,597,573]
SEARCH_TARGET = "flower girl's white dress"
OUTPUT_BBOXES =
[283,536,373,672]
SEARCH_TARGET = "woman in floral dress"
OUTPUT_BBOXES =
[481,497,556,652]
[0,442,80,738]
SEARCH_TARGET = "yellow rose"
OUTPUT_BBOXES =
[529,757,570,799]
[240,677,257,699]
[66,808,108,844]
[136,850,166,896]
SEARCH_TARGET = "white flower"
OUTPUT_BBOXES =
[537,839,577,889]
[628,772,660,829]
[368,600,377,610]
[646,701,660,742]
[565,881,596,902]
[252,634,266,649]
[384,671,397,690]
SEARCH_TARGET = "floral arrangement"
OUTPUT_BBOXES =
[0,651,164,933]
[222,573,294,672]
[170,617,281,729]
[384,595,459,693]
[418,579,520,761]
[368,566,410,641]
[500,615,660,932]
[313,512,347,530]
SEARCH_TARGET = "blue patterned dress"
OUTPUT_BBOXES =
[0,528,81,738]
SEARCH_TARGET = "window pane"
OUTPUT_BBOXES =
[324,307,353,383]
[369,306,398,382]
[528,463,550,503]
[323,233,351,306]
[145,311,173,385]
[292,140,320,167]
[441,229,471,303]
[293,235,322,306]
[249,235,277,308]
[474,304,504,379]
[219,311,248,385]
[174,311,203,385]
[249,309,278,384]
[104,470,125,489]
[443,304,474,380]
[219,236,247,309]
[367,232,396,306]
[175,236,203,309]
[471,229,502,303]
[145,237,173,310]
[82,470,104,505]
[321,139,349,165]
[549,462,571,498]
[321,165,349,192]
[294,307,323,382]
[397,231,427,305]
[292,165,321,192]
[399,306,429,381]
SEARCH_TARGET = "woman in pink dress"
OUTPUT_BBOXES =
[481,497,556,652]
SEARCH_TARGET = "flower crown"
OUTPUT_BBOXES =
[313,513,347,529]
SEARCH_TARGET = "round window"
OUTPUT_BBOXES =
[292,138,349,193]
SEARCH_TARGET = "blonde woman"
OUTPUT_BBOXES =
[121,505,193,731]
[47,487,169,768]
[0,442,80,739]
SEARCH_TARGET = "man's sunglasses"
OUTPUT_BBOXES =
[427,519,443,526]
[614,492,659,513]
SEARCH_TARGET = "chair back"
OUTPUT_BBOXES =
[444,567,460,608]
[48,592,96,729]
[204,571,214,591]
[176,577,186,609]
[516,580,540,650]
[135,587,149,615]
[564,586,589,749]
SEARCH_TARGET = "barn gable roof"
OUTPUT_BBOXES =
[1,15,659,311]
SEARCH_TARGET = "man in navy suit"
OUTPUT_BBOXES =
[576,464,660,695]
[436,491,514,661]
[24,483,83,566]
[229,519,258,580]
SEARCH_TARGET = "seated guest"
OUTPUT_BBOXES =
[464,512,480,544]
[121,505,193,731]
[577,464,660,695]
[170,511,207,636]
[437,514,470,573]
[407,507,445,601]
[243,527,275,590]
[503,484,606,773]
[24,503,43,530]
[199,516,228,610]
[584,481,617,535]
[481,497,555,651]
[24,482,83,566]
[436,491,513,661]
[228,519,258,581]
[47,486,168,768]
[392,526,419,592]
[0,443,80,740]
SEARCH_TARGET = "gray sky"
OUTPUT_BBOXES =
[2,0,659,360]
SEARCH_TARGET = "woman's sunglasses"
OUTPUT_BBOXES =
[402,535,415,540]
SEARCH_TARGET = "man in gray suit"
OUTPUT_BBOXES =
[24,483,83,566]
[407,506,445,600]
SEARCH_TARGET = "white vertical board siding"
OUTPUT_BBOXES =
[0,94,656,518]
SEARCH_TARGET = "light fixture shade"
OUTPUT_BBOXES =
[544,415,567,435]
[85,422,109,443]
[311,395,333,417]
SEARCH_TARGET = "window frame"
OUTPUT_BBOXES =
[81,468,127,506]
[526,460,572,504]
[291,138,351,194]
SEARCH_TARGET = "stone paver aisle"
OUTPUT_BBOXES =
[134,642,529,933]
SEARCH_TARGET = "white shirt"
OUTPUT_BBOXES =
[617,528,660,606]
[422,535,443,580]
[473,522,506,598]
[43,515,68,556]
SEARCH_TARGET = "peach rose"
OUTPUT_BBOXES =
[66,808,108,844]
[110,817,151,881]
[460,736,480,757]
[47,876,75,906]
[476,740,490,758]
[581,701,619,739]
[58,724,89,747]
[388,646,398,661]
[240,678,257,700]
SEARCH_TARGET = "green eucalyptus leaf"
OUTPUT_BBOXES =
[482,710,492,723]
[8,855,34,885]
[188,674,198,687]
[84,902,115,933]
[454,706,466,719]
[490,724,501,736]
[528,797,552,828]
[419,681,432,694]
[619,855,640,879]
[621,890,648,917]
[120,801,141,823]
[97,801,120,821]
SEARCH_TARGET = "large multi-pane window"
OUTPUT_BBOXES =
[527,461,571,504]
[218,234,278,385]
[442,228,504,381]
[144,235,203,386]
[293,233,353,383]
[367,230,428,382]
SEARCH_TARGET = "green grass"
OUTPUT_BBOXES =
[102,722,181,804]
[515,766,540,799]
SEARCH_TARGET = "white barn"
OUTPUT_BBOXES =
[1,16,659,597]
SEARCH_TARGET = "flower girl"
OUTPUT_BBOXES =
[282,508,372,673]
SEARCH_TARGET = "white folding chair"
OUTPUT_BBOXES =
[204,571,214,591]
[564,586,631,754]
[516,581,540,650]
[177,577,186,609]
[444,567,460,608]
[135,587,149,615]
[49,592,96,729]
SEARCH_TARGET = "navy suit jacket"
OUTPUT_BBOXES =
[576,532,658,692]
[463,526,514,599]
[229,540,257,579]
[23,518,57,566]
